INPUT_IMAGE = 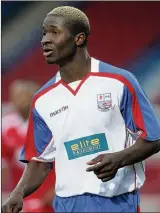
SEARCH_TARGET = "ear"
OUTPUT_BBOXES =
[75,33,86,46]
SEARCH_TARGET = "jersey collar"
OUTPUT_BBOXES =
[55,57,99,83]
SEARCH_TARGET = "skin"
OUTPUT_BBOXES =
[2,13,160,213]
[2,161,53,213]
[86,138,160,182]
[41,15,91,83]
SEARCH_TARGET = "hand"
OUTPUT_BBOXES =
[2,193,23,213]
[86,153,122,182]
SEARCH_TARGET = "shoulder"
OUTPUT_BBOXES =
[35,75,57,97]
[32,74,60,106]
[98,59,140,93]
[99,60,137,83]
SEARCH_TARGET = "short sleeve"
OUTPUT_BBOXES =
[120,74,160,141]
[19,107,56,163]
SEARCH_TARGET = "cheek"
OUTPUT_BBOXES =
[57,39,75,57]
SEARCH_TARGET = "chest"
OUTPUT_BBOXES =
[36,77,123,133]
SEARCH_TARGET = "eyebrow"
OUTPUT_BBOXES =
[50,25,58,29]
[42,24,59,31]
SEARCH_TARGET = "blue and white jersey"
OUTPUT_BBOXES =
[20,58,160,197]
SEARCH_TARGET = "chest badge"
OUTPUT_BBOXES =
[97,93,112,111]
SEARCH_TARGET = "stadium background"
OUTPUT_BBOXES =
[1,1,160,212]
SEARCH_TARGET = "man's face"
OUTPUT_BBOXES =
[41,15,76,65]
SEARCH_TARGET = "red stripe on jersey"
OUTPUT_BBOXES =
[137,206,141,212]
[33,81,61,107]
[60,74,90,96]
[25,105,37,160]
[90,72,147,138]
[24,81,61,160]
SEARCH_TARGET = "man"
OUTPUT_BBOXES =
[2,6,160,213]
[2,80,55,212]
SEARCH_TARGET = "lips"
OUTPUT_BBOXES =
[43,48,54,57]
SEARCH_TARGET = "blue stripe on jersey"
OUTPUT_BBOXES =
[19,146,25,162]
[120,85,137,133]
[99,61,137,81]
[19,75,57,163]
[32,107,52,155]
[34,75,57,96]
[121,84,160,140]
[99,61,160,141]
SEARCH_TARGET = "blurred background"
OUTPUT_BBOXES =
[1,1,160,212]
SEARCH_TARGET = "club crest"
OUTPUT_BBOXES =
[97,93,112,111]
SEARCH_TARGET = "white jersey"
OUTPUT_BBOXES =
[20,58,160,197]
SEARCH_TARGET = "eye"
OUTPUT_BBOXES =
[43,32,46,36]
[53,31,58,35]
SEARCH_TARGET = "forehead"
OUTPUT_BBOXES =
[43,15,66,30]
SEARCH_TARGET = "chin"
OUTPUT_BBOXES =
[46,57,57,64]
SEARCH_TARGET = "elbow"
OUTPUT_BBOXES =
[35,161,53,177]
[156,140,160,153]
[44,162,53,174]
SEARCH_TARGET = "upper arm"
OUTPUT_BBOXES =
[120,73,160,141]
[20,101,56,163]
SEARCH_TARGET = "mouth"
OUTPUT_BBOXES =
[43,49,54,57]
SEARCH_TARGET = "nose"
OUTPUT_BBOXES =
[41,37,52,46]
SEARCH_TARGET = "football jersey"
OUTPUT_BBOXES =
[20,58,160,197]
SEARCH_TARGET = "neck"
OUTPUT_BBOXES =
[59,49,91,84]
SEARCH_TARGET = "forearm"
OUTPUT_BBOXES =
[12,160,53,198]
[119,138,160,168]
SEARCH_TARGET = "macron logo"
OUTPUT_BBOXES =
[50,106,68,117]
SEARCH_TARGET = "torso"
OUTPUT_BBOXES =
[33,58,145,197]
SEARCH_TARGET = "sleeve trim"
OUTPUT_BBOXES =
[141,135,160,141]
